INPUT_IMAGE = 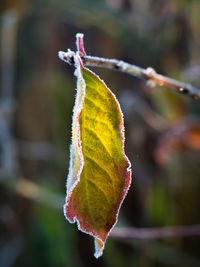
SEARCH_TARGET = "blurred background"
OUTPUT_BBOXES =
[0,0,200,266]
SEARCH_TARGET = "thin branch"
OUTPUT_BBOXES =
[111,225,200,239]
[58,33,200,100]
[83,56,200,100]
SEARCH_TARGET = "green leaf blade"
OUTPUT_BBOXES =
[64,57,132,258]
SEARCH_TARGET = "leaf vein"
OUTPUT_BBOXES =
[85,115,114,134]
[85,154,113,186]
[86,84,108,102]
[85,127,113,159]
[85,96,108,115]
[87,179,110,205]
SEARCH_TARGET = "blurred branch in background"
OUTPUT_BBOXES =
[2,177,63,210]
[1,10,18,99]
[155,116,200,165]
[2,176,200,240]
[119,92,168,132]
[0,10,19,177]
[0,99,17,176]
[111,224,200,239]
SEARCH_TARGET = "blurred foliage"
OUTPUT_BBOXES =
[0,0,200,266]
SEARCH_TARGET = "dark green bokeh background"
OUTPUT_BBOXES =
[0,0,200,266]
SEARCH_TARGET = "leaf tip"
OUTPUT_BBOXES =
[94,238,104,259]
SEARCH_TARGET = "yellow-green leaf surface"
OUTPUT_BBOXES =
[64,55,132,258]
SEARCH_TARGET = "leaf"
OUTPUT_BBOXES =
[64,55,131,258]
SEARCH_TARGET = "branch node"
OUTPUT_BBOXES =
[146,67,157,76]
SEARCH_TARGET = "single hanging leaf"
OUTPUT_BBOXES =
[64,55,132,258]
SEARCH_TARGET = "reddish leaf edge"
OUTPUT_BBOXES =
[64,54,132,258]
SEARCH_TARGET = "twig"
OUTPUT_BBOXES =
[111,225,200,239]
[58,33,200,100]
